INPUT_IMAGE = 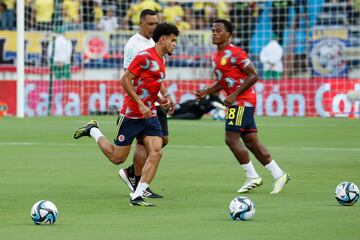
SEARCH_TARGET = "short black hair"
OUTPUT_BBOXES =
[152,23,179,43]
[140,9,157,20]
[214,19,233,36]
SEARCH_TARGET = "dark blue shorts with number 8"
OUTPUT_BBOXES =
[225,106,258,136]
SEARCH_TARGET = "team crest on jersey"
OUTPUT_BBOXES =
[118,135,125,142]
[221,50,232,65]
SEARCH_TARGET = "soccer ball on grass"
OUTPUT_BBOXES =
[229,196,255,221]
[335,182,359,206]
[30,200,58,225]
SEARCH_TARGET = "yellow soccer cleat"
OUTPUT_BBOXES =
[271,173,290,194]
[73,120,98,139]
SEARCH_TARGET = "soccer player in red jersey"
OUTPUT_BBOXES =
[74,23,179,206]
[196,19,289,194]
[119,10,174,199]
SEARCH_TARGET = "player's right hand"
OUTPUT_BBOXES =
[139,104,152,118]
[195,90,206,100]
[167,101,175,115]
[158,96,171,109]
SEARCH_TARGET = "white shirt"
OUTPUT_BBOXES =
[98,16,119,31]
[123,32,155,69]
[48,34,72,64]
[259,39,283,72]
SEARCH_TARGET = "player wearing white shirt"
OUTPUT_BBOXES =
[123,33,155,69]
[119,9,174,199]
[48,34,72,64]
[48,28,73,80]
[259,34,284,80]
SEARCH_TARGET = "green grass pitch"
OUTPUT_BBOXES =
[0,116,359,240]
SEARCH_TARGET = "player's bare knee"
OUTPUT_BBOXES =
[148,150,163,161]
[253,143,271,159]
[225,137,237,147]
[109,155,126,165]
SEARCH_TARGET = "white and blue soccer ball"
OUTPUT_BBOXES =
[31,200,58,225]
[212,109,226,121]
[335,182,359,206]
[229,196,255,221]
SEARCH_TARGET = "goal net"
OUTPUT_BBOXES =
[0,0,359,118]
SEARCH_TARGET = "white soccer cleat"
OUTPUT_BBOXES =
[119,168,136,192]
[237,177,263,193]
[270,173,290,194]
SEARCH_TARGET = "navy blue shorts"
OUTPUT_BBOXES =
[114,116,163,146]
[225,106,257,136]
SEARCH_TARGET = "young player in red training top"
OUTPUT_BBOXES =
[74,23,179,206]
[196,19,289,194]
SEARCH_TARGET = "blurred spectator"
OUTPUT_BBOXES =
[25,0,35,30]
[97,5,119,31]
[203,2,216,29]
[191,2,217,29]
[63,0,81,31]
[0,2,6,30]
[48,26,73,80]
[229,2,256,53]
[175,16,191,31]
[82,0,96,30]
[1,0,15,30]
[181,2,195,28]
[271,0,292,45]
[124,0,161,30]
[216,0,229,20]
[260,34,284,80]
[192,2,205,29]
[162,2,185,24]
[94,0,103,25]
[33,0,54,30]
[347,0,360,26]
[102,0,128,18]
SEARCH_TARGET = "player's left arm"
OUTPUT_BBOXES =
[159,83,175,114]
[223,62,259,107]
[195,81,223,100]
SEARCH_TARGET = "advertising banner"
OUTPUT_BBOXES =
[1,79,359,118]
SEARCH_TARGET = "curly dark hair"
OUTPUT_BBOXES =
[152,23,179,43]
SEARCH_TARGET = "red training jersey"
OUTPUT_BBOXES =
[211,44,256,107]
[120,47,166,118]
